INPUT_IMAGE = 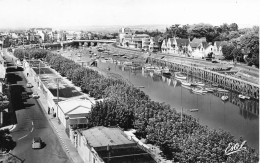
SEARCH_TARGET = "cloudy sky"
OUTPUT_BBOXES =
[0,0,259,29]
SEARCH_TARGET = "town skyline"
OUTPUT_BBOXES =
[0,0,259,30]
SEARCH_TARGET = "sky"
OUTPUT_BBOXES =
[0,0,259,29]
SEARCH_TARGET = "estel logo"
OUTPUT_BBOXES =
[225,141,247,155]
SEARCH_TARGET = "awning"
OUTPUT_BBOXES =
[69,118,88,125]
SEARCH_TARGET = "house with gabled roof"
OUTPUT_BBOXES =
[190,37,206,51]
[161,37,191,54]
[213,41,228,56]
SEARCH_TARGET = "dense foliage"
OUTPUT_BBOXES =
[13,48,259,162]
[14,48,49,60]
[0,129,16,152]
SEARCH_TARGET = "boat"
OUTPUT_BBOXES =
[162,73,171,78]
[192,88,208,94]
[175,72,187,80]
[204,87,215,93]
[137,86,145,88]
[221,96,229,101]
[189,109,199,112]
[212,84,219,87]
[161,67,170,73]
[238,94,250,100]
[153,67,162,74]
[123,61,132,66]
[217,88,229,93]
[181,85,192,90]
[193,81,205,87]
[181,80,191,86]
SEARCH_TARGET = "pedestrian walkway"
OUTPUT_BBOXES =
[4,50,84,163]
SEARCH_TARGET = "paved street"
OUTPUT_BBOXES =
[4,51,71,163]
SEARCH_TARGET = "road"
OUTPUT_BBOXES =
[3,50,71,163]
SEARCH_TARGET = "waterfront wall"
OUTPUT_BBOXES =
[147,57,259,99]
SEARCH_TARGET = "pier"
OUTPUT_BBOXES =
[147,57,259,99]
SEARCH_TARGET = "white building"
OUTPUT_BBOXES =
[57,98,93,129]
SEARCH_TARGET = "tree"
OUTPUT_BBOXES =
[222,43,235,60]
[229,23,239,31]
[0,129,16,152]
[227,31,240,40]
[240,32,259,67]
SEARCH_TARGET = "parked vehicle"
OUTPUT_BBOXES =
[26,83,33,88]
[32,137,42,149]
[30,93,40,99]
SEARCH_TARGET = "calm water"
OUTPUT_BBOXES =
[97,59,259,151]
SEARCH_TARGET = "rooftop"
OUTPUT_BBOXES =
[58,98,92,115]
[81,126,135,148]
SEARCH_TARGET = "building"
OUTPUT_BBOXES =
[162,37,191,54]
[74,126,156,163]
[148,37,160,52]
[57,98,93,129]
[213,41,227,56]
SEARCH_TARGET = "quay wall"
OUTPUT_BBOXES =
[147,57,259,99]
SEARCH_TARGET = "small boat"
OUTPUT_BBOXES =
[107,67,111,71]
[181,85,192,90]
[162,67,170,73]
[123,61,132,66]
[221,96,229,101]
[162,72,171,78]
[138,86,145,88]
[193,82,205,87]
[204,87,215,93]
[181,80,191,86]
[190,109,199,112]
[212,84,219,87]
[175,72,187,80]
[217,88,229,93]
[153,67,162,74]
[192,88,207,94]
[238,94,250,100]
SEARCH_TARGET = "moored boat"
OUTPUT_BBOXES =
[193,81,205,86]
[181,85,192,90]
[212,84,219,87]
[217,88,229,93]
[181,80,191,86]
[221,95,229,101]
[238,94,250,100]
[162,72,171,78]
[192,88,208,94]
[189,109,199,112]
[175,72,187,80]
[204,87,216,93]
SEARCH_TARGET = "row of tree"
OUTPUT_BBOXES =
[13,49,259,162]
[221,27,259,66]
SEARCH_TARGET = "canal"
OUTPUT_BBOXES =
[97,59,259,151]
